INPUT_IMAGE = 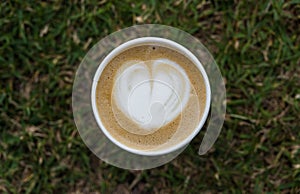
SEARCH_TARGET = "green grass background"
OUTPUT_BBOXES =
[1,0,300,193]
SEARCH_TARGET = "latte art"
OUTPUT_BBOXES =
[113,59,191,135]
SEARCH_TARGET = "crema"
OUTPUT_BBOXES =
[95,44,206,151]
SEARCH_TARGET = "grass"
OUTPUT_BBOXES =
[1,0,300,193]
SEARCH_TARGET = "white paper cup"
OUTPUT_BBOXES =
[91,37,211,156]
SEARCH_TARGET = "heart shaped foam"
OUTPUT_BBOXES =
[113,58,191,135]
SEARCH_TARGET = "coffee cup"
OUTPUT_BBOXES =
[91,37,211,156]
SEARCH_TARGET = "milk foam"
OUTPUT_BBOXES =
[113,58,191,134]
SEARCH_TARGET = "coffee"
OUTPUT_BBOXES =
[95,44,207,151]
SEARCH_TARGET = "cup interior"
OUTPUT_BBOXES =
[91,37,211,156]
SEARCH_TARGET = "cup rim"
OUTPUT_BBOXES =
[91,37,211,156]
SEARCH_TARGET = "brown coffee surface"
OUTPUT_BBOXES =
[95,44,206,151]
